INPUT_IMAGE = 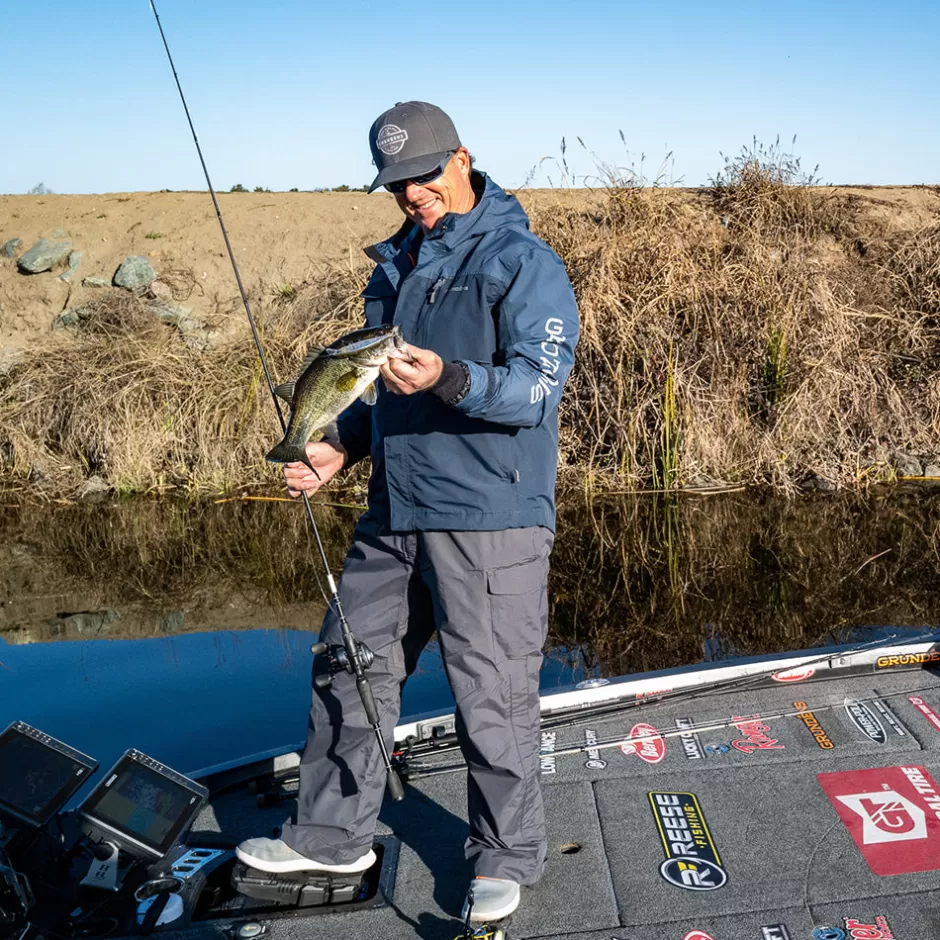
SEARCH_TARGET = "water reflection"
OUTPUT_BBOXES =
[1,490,938,772]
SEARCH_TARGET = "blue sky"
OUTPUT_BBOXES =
[1,0,937,194]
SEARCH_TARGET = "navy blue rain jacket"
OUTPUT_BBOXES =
[335,172,579,532]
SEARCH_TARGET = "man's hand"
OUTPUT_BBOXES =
[283,440,348,497]
[380,344,443,395]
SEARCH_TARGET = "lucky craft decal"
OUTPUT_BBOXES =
[908,694,940,734]
[812,914,895,940]
[793,701,835,749]
[818,765,940,875]
[583,729,607,769]
[674,714,784,757]
[649,792,728,890]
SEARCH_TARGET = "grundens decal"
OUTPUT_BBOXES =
[529,317,566,404]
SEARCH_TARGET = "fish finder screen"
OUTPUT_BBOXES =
[0,724,97,827]
[83,761,197,854]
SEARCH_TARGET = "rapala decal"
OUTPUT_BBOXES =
[649,792,727,890]
[818,765,940,875]
[761,927,792,940]
[583,729,607,770]
[876,649,940,669]
[539,731,557,776]
[812,914,894,940]
[682,932,716,940]
[845,701,886,744]
[793,701,835,749]
[908,695,940,734]
[676,717,705,760]
[620,723,666,764]
[730,715,784,753]
[772,665,816,683]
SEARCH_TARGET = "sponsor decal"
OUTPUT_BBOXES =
[583,729,607,770]
[871,697,907,737]
[908,694,940,734]
[649,792,728,890]
[376,123,408,155]
[818,765,940,875]
[876,649,940,669]
[637,685,673,702]
[845,701,886,744]
[529,317,567,404]
[676,717,705,760]
[620,723,666,764]
[539,731,557,776]
[812,914,894,940]
[793,701,835,749]
[761,927,792,940]
[772,664,816,683]
[682,932,716,940]
[730,714,784,753]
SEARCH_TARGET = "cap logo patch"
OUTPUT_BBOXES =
[377,124,408,155]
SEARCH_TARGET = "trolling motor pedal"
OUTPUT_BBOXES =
[231,863,367,909]
[311,641,374,689]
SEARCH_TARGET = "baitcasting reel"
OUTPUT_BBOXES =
[311,641,374,689]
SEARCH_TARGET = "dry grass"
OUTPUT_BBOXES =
[1,153,939,496]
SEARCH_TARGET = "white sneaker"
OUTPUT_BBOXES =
[235,837,376,874]
[461,877,520,923]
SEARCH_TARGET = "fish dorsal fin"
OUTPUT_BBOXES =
[298,343,324,373]
[360,381,378,406]
[273,380,295,402]
[335,371,360,393]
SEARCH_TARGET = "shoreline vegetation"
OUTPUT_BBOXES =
[1,151,939,499]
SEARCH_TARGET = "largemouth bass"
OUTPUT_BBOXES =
[266,324,411,471]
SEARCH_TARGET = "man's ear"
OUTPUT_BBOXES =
[454,147,472,178]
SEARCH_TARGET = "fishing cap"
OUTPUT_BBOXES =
[368,101,462,193]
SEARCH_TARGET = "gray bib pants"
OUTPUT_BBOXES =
[280,515,553,886]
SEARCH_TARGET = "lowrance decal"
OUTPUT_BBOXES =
[793,701,835,749]
[620,723,666,764]
[813,914,895,939]
[539,731,557,776]
[761,927,792,940]
[845,701,886,744]
[908,694,940,734]
[676,717,705,760]
[649,792,727,890]
[818,765,940,875]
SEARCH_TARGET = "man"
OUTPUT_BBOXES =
[236,101,579,924]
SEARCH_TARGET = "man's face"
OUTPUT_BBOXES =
[393,148,473,233]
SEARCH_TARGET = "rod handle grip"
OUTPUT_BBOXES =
[386,768,405,802]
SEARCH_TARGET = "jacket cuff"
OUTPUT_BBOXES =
[430,360,471,406]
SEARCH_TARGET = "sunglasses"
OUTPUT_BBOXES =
[385,153,454,194]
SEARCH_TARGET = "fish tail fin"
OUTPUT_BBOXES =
[265,441,315,474]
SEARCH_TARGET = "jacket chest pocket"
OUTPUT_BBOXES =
[418,276,499,360]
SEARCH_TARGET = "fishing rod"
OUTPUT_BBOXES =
[149,0,404,802]
[396,679,940,779]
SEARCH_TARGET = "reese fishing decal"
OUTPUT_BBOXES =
[772,665,816,683]
[812,914,894,939]
[649,792,728,890]
[817,765,940,875]
[793,701,835,749]
[908,695,940,734]
[620,723,666,764]
[760,927,792,940]
[583,729,607,769]
[876,649,940,669]
[675,717,705,760]
[539,731,557,776]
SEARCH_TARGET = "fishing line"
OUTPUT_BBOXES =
[149,1,404,801]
